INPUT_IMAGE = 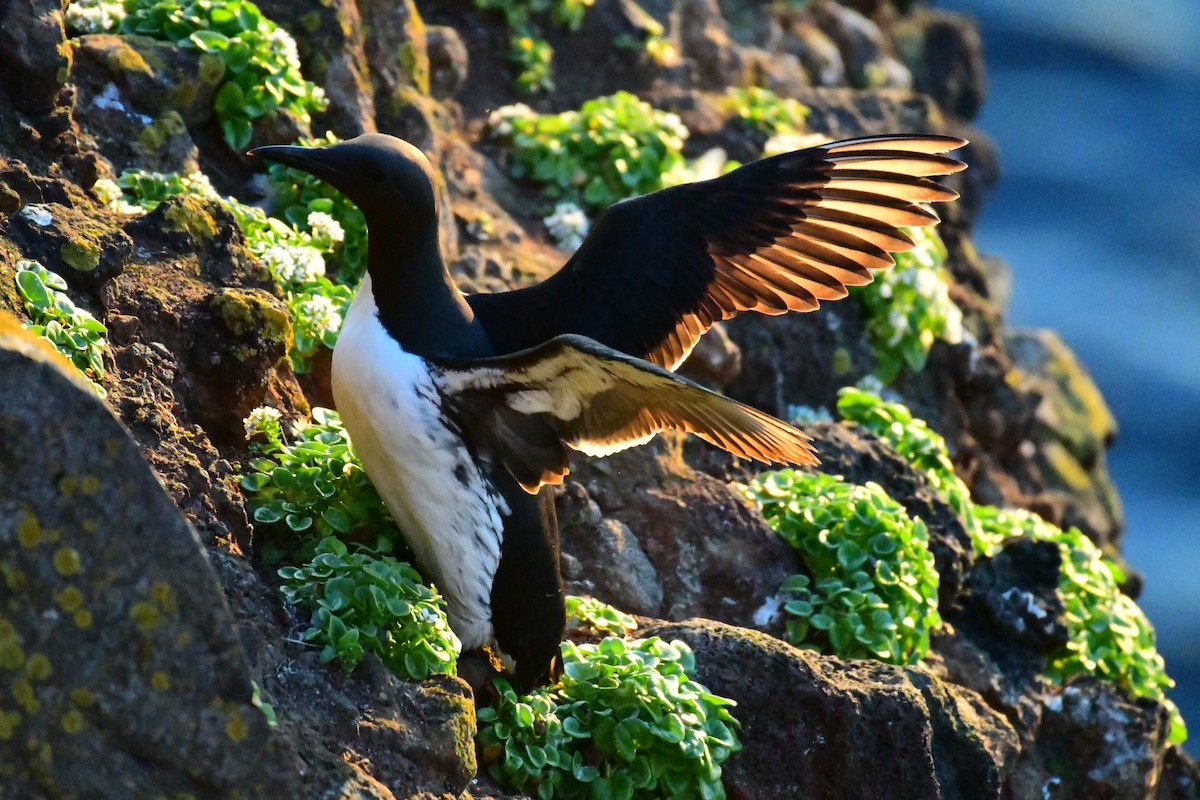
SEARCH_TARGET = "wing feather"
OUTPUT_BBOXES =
[438,335,817,492]
[467,134,966,368]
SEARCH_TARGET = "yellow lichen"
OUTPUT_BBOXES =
[57,586,84,613]
[82,519,98,534]
[0,564,25,593]
[12,680,39,715]
[80,475,100,495]
[52,547,82,576]
[58,476,79,496]
[25,654,51,682]
[225,709,248,742]
[0,634,24,671]
[150,582,178,616]
[0,709,20,740]
[69,688,96,707]
[16,510,43,548]
[61,708,84,735]
[130,601,162,631]
[151,672,170,691]
[73,610,93,629]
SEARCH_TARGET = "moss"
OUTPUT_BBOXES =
[60,240,101,273]
[211,288,293,350]
[98,38,154,77]
[300,10,321,32]
[162,196,220,242]
[197,52,226,85]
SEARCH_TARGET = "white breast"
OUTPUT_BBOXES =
[330,276,506,649]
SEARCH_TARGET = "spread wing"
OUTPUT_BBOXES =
[468,134,967,369]
[436,334,817,493]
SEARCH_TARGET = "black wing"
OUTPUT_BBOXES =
[468,134,967,369]
[436,334,817,493]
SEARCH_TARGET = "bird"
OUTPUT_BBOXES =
[248,131,966,689]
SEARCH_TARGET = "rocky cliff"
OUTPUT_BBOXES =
[0,0,1193,798]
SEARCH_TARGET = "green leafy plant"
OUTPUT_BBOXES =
[106,168,352,372]
[829,387,1186,743]
[564,595,638,636]
[975,506,1185,743]
[477,637,740,800]
[13,260,108,396]
[107,0,327,149]
[474,0,596,93]
[725,86,808,138]
[278,536,460,679]
[240,406,395,549]
[263,133,369,285]
[742,470,941,664]
[490,92,688,215]
[851,226,964,383]
[835,386,985,551]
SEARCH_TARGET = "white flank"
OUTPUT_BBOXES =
[331,276,506,649]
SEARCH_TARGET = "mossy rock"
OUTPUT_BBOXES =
[1,202,132,290]
[0,315,303,796]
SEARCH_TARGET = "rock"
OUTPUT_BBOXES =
[809,0,909,89]
[70,34,223,127]
[254,0,377,136]
[557,483,664,615]
[894,8,986,122]
[1006,328,1124,545]
[102,195,307,543]
[2,200,133,291]
[0,313,303,796]
[641,619,1020,799]
[561,437,801,628]
[781,21,846,87]
[0,0,69,119]
[678,0,740,89]
[678,320,742,390]
[1011,679,1172,800]
[426,25,469,100]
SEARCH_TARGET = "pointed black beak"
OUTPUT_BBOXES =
[247,144,344,185]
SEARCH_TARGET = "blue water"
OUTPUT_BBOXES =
[939,0,1200,752]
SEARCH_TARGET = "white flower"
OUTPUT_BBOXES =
[298,294,342,336]
[487,103,534,137]
[64,0,126,35]
[261,245,326,284]
[19,204,53,226]
[244,406,282,438]
[306,211,345,244]
[184,170,219,200]
[265,25,301,70]
[91,178,146,216]
[543,201,590,252]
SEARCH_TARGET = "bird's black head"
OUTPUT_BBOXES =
[248,133,438,228]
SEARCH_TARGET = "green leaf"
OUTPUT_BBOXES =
[15,269,51,308]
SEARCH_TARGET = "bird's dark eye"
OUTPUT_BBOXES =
[370,168,386,182]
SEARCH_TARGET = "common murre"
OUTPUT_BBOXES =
[248,132,966,688]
